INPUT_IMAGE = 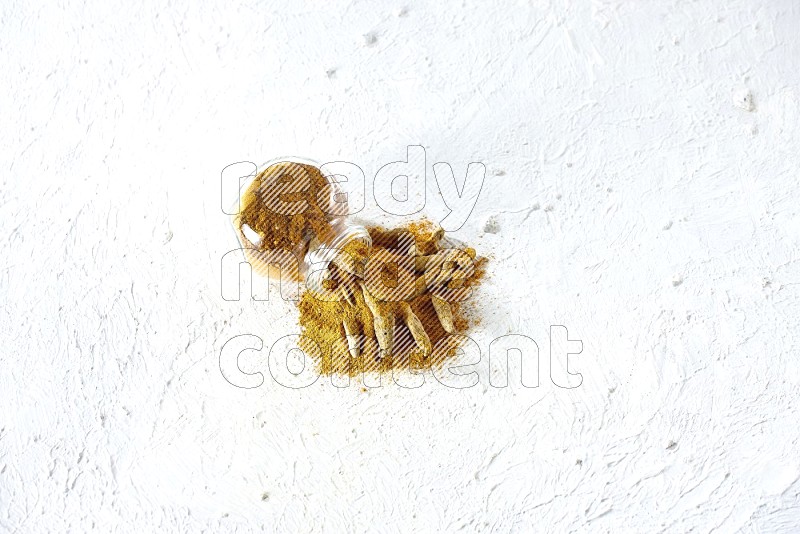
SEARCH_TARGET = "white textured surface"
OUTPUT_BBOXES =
[2,0,800,531]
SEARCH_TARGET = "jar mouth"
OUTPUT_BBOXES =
[304,223,373,295]
[304,225,372,275]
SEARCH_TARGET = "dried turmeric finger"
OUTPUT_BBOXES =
[342,316,361,358]
[359,281,394,358]
[399,302,432,356]
[430,295,455,333]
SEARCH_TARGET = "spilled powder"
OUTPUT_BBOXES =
[297,220,487,376]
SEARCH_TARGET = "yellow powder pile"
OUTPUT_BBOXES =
[298,220,487,377]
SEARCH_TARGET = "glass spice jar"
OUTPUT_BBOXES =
[230,156,372,293]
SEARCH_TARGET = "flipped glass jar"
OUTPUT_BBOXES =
[230,156,371,294]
